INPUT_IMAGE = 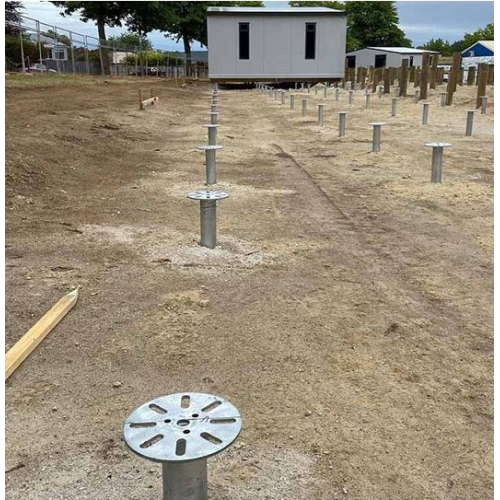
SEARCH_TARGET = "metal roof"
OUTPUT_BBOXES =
[207,7,345,15]
[461,40,494,54]
[347,47,440,55]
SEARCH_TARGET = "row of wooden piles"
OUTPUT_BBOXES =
[343,52,494,109]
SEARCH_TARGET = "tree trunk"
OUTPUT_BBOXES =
[183,35,192,77]
[97,18,110,76]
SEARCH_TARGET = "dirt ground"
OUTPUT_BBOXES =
[5,74,494,500]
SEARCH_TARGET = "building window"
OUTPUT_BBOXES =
[346,56,356,68]
[375,54,386,68]
[239,23,250,60]
[305,23,316,60]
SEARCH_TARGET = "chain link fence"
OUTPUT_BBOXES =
[5,15,209,79]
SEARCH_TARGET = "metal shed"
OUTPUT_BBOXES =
[461,40,494,58]
[206,7,347,82]
[345,47,439,70]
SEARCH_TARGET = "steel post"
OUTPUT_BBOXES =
[349,90,354,105]
[365,93,371,109]
[370,122,385,153]
[440,92,446,107]
[481,96,487,114]
[465,110,474,136]
[302,98,307,116]
[335,87,340,101]
[318,104,324,126]
[338,112,347,137]
[162,460,207,500]
[414,90,420,103]
[290,94,295,110]
[391,97,397,117]
[426,142,451,184]
[200,200,217,248]
[422,103,430,125]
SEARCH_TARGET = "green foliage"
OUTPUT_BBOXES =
[418,38,453,56]
[156,1,264,53]
[5,1,23,35]
[289,1,411,51]
[108,33,152,51]
[51,1,129,40]
[463,23,494,48]
[5,34,42,70]
[418,23,493,56]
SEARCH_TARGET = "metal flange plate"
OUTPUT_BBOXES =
[425,142,452,148]
[187,191,229,200]
[197,145,223,151]
[369,122,386,126]
[124,393,241,463]
[202,124,219,128]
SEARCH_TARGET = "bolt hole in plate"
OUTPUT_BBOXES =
[187,191,229,201]
[124,393,242,463]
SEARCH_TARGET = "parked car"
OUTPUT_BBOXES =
[28,63,48,72]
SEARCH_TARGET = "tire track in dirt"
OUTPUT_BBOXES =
[268,140,483,343]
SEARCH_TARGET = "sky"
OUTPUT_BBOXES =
[21,1,494,51]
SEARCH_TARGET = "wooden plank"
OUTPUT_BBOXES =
[5,289,79,380]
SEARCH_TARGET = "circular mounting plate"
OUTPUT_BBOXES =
[337,111,348,115]
[208,112,219,116]
[124,393,241,463]
[425,142,452,148]
[369,122,386,126]
[197,145,223,151]
[203,124,219,128]
[187,190,229,200]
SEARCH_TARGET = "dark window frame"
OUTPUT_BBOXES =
[346,55,356,68]
[305,22,316,60]
[375,54,387,68]
[239,22,250,60]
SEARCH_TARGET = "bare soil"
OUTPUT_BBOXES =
[5,74,494,500]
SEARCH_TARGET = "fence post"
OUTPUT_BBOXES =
[476,63,488,108]
[429,54,438,89]
[84,35,90,75]
[420,53,430,100]
[446,52,461,105]
[399,59,409,97]
[18,20,26,73]
[467,66,476,85]
[69,31,76,74]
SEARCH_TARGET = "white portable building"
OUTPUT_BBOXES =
[206,7,347,82]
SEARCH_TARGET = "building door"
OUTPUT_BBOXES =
[346,55,356,68]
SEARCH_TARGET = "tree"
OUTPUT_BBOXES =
[463,23,494,48]
[51,2,127,44]
[344,2,411,50]
[155,1,263,64]
[51,1,130,74]
[418,23,494,57]
[5,1,23,35]
[289,1,411,51]
[418,38,452,57]
[108,33,152,51]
